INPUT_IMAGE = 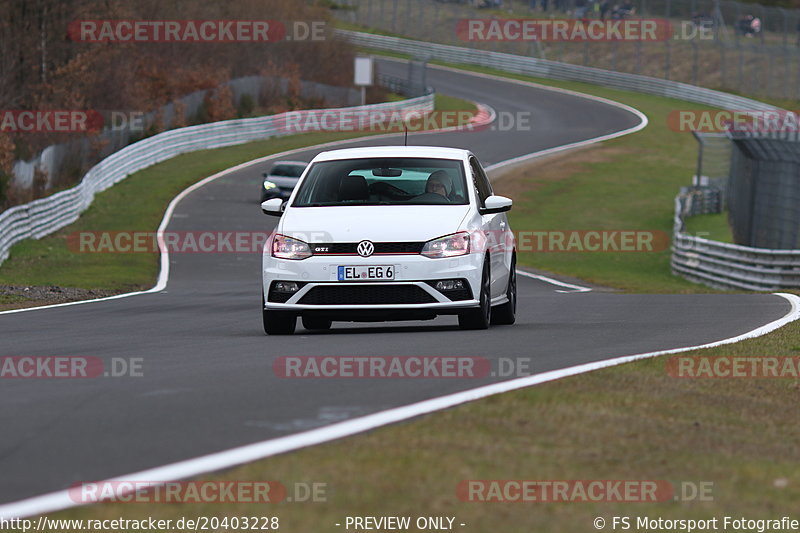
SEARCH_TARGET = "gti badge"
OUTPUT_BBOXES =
[357,240,375,257]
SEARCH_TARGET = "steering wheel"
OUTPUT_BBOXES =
[414,192,451,204]
[369,181,413,200]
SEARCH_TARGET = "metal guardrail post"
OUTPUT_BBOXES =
[692,131,704,186]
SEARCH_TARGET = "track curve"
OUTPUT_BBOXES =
[0,59,791,508]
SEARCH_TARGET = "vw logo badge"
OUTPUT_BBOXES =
[357,240,375,257]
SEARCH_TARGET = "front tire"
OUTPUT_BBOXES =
[491,252,516,325]
[262,293,296,335]
[458,258,491,330]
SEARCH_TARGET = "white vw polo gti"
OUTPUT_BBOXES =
[260,146,516,335]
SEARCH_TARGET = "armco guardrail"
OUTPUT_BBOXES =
[0,93,434,266]
[338,30,781,113]
[672,195,800,290]
[339,30,800,291]
[672,234,800,290]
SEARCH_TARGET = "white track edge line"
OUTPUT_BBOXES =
[516,269,593,293]
[2,292,797,519]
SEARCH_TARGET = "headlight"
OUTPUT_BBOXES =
[421,232,470,258]
[263,180,277,190]
[272,234,312,260]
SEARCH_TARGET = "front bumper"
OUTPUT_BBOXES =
[262,253,483,314]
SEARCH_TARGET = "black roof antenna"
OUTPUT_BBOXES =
[404,123,408,146]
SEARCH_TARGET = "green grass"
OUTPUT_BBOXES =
[0,95,475,294]
[0,293,26,305]
[434,92,476,112]
[684,212,735,243]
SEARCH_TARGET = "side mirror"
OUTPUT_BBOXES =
[479,195,512,215]
[261,198,284,216]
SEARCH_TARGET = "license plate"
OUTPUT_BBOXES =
[338,265,395,281]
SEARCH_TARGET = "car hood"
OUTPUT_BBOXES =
[264,176,300,189]
[279,205,472,243]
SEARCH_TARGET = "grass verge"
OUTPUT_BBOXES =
[683,212,735,243]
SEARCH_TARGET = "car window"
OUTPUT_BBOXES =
[469,156,493,207]
[270,164,305,177]
[292,157,469,207]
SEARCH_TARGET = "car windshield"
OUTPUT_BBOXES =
[291,157,468,207]
[270,164,305,178]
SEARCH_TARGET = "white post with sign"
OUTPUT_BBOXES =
[354,56,374,106]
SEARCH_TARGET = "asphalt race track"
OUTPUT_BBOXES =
[0,59,791,506]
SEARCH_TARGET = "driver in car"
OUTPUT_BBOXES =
[425,170,452,200]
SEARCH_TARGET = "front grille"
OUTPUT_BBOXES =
[309,242,424,255]
[298,284,437,305]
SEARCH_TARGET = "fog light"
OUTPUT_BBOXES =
[435,279,464,291]
[274,281,300,293]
